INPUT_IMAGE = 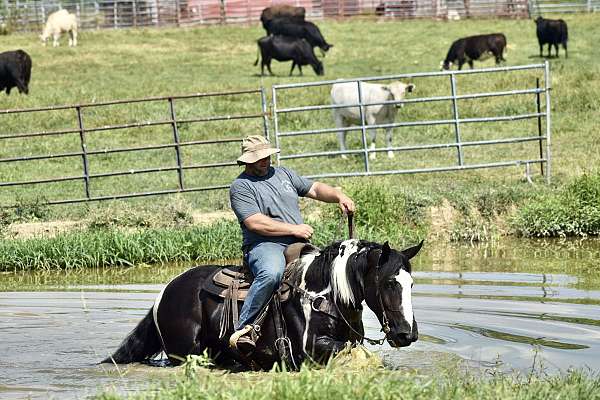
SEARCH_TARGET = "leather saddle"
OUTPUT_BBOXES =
[202,242,315,303]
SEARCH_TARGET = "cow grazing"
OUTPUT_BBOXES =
[40,9,78,47]
[0,50,32,95]
[441,33,507,70]
[265,18,332,54]
[255,35,323,77]
[535,17,568,58]
[331,81,415,159]
[260,5,305,33]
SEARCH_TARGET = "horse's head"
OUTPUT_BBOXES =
[363,240,423,347]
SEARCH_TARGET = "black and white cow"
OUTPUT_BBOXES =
[0,49,32,95]
[265,18,333,54]
[254,35,324,77]
[260,5,305,33]
[441,33,507,70]
[535,17,568,58]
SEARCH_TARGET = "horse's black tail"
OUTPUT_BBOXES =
[101,308,162,364]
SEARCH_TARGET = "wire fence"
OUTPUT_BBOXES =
[0,0,538,33]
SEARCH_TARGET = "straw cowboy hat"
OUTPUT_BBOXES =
[237,135,280,165]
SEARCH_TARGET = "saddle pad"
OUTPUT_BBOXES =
[212,265,252,290]
[203,267,291,302]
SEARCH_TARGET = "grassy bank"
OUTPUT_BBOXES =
[2,170,600,270]
[94,360,600,400]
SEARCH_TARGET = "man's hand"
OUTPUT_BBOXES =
[339,194,355,215]
[291,223,314,240]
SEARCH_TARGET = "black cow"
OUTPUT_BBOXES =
[442,33,507,70]
[254,35,324,77]
[264,17,332,54]
[0,49,32,95]
[260,5,305,33]
[535,17,568,58]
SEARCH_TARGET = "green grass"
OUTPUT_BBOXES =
[1,15,599,216]
[93,360,600,400]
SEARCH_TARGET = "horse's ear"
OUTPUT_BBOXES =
[380,241,391,265]
[402,239,424,261]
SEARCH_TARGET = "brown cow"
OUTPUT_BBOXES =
[260,5,305,34]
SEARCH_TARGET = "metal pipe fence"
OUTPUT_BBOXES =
[271,62,551,183]
[1,63,552,208]
[0,88,269,206]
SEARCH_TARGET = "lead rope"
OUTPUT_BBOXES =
[347,211,354,240]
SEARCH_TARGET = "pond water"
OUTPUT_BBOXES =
[1,239,599,399]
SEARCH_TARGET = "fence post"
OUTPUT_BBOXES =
[535,78,544,177]
[220,0,225,24]
[95,1,99,29]
[113,0,117,28]
[544,60,552,184]
[272,86,281,166]
[175,0,180,26]
[132,0,137,27]
[449,73,464,166]
[76,106,91,199]
[168,98,185,190]
[260,87,270,142]
[357,80,371,173]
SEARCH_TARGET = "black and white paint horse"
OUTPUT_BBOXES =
[102,239,423,370]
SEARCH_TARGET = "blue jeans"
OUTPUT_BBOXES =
[235,242,287,329]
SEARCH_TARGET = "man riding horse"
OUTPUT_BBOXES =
[228,135,355,354]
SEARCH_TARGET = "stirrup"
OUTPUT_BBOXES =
[229,325,256,350]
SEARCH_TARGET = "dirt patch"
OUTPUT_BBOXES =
[6,210,237,240]
[7,220,83,239]
[192,210,237,225]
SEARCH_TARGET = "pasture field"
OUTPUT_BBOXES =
[0,14,599,238]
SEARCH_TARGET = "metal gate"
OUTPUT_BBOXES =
[0,88,269,206]
[1,62,552,208]
[271,62,551,184]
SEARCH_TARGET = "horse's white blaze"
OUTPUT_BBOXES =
[395,269,414,329]
[331,239,359,306]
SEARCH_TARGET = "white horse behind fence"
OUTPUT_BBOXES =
[40,9,78,47]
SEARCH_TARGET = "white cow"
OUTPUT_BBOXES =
[331,81,415,159]
[40,9,78,47]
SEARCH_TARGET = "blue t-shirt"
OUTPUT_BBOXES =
[229,166,314,248]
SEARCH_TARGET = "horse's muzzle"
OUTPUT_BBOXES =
[387,322,418,347]
[386,333,417,347]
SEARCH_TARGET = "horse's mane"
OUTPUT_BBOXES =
[286,240,380,307]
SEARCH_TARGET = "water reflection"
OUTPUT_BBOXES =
[1,239,600,398]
